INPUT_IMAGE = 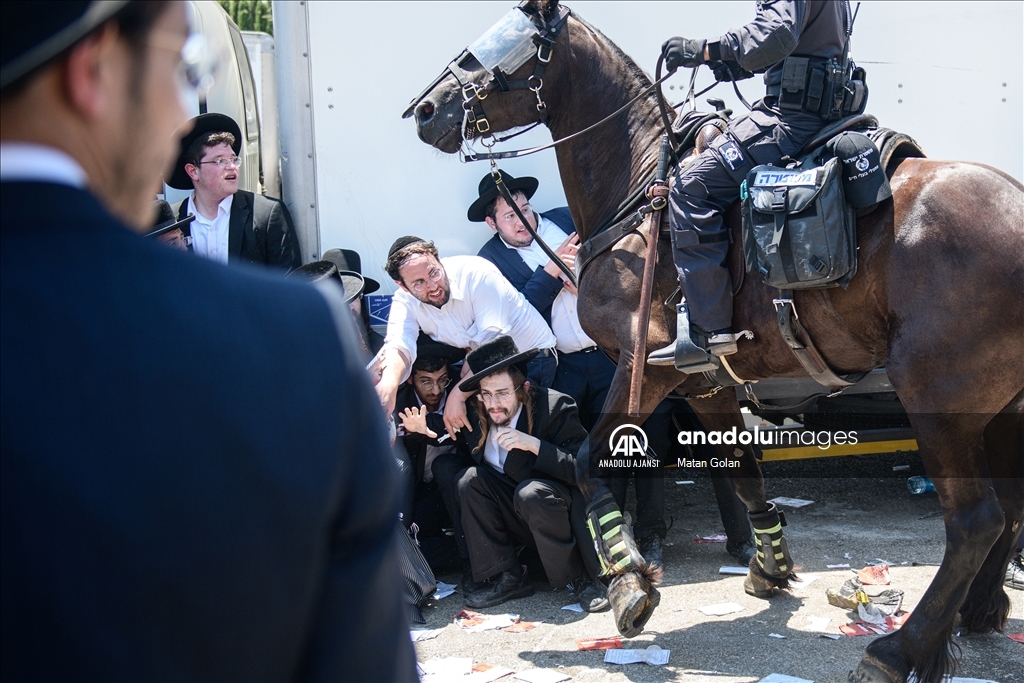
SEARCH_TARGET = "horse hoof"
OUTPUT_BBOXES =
[848,656,905,683]
[743,553,788,598]
[608,571,660,638]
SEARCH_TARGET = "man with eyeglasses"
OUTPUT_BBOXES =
[393,341,470,574]
[440,336,607,611]
[164,112,301,269]
[0,2,412,680]
[377,236,557,441]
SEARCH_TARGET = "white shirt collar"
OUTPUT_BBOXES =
[188,192,233,223]
[0,142,88,188]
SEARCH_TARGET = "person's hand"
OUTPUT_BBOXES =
[442,389,471,440]
[711,59,753,83]
[543,232,580,281]
[399,405,438,438]
[376,378,399,415]
[495,426,541,455]
[661,36,706,72]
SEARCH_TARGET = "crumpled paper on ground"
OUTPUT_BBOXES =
[604,645,670,665]
[455,610,520,632]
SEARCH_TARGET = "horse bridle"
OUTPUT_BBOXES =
[401,4,571,147]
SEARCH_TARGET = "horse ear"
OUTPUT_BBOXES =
[524,0,559,22]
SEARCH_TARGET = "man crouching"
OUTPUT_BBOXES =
[454,336,604,610]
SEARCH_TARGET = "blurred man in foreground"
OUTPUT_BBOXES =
[0,2,415,680]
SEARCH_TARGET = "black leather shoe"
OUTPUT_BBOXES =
[728,539,756,566]
[570,575,610,613]
[460,562,485,594]
[638,535,664,568]
[465,565,534,608]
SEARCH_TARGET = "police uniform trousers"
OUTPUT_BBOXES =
[668,100,826,332]
[458,464,582,586]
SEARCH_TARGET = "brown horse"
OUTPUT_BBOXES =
[405,1,1024,681]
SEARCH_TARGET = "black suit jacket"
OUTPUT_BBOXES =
[477,207,575,325]
[175,190,301,270]
[394,381,452,485]
[460,387,586,486]
[1,182,414,682]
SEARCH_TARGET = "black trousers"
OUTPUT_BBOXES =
[430,450,475,560]
[458,464,582,587]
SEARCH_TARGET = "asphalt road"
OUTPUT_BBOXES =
[412,452,1024,683]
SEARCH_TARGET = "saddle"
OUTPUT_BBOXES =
[578,110,926,390]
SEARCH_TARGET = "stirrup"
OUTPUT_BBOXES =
[647,301,719,373]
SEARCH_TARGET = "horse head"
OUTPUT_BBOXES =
[404,0,569,155]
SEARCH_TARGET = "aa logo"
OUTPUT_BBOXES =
[608,424,648,458]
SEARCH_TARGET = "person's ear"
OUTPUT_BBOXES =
[395,279,410,293]
[522,380,531,392]
[63,23,122,120]
[484,216,497,232]
[185,163,200,182]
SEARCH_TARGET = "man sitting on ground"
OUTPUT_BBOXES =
[449,336,605,611]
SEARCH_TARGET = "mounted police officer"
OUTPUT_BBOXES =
[649,0,861,366]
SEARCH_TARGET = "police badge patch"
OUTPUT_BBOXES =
[717,139,747,172]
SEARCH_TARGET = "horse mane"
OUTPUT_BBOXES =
[569,12,654,95]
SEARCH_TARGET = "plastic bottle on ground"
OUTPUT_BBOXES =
[907,476,935,494]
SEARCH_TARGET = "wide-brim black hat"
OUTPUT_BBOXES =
[1,1,129,90]
[322,248,380,294]
[828,132,892,209]
[459,335,539,392]
[467,171,539,223]
[336,270,367,305]
[166,113,242,190]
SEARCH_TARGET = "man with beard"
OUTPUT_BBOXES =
[0,2,412,679]
[376,236,556,441]
[165,112,301,270]
[446,336,606,611]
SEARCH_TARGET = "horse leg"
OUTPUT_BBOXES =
[958,389,1024,633]
[576,355,680,637]
[850,414,1005,683]
[687,391,796,597]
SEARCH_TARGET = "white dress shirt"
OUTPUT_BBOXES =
[504,214,596,354]
[483,405,524,473]
[384,255,556,376]
[187,193,233,264]
[0,143,87,188]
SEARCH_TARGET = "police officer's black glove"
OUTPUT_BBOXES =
[710,60,754,83]
[661,36,706,72]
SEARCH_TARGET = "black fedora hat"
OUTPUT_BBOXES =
[416,331,466,365]
[459,336,539,392]
[322,248,380,294]
[288,261,365,305]
[166,113,243,190]
[1,1,129,90]
[467,171,539,223]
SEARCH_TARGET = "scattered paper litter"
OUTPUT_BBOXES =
[1008,631,1024,643]
[455,610,520,632]
[856,564,891,585]
[699,602,744,616]
[758,675,814,683]
[844,553,853,560]
[839,611,910,637]
[433,581,457,600]
[575,636,623,651]
[789,574,818,591]
[675,480,695,485]
[768,633,786,639]
[503,621,540,633]
[419,657,473,680]
[513,669,570,683]
[720,565,748,575]
[826,564,851,569]
[560,603,584,613]
[768,496,814,508]
[604,645,670,665]
[820,633,842,640]
[806,616,831,632]
[468,663,516,683]
[693,533,728,543]
[410,627,444,641]
[907,677,997,683]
